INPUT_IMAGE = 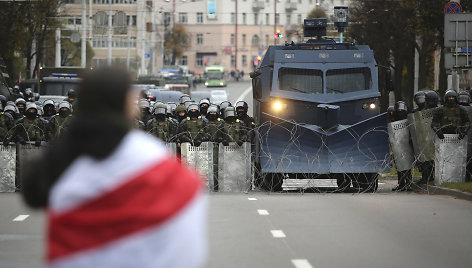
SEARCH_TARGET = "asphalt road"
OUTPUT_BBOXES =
[2,187,472,268]
[2,82,472,267]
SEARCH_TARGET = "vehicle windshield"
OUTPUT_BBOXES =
[42,82,79,96]
[326,67,372,94]
[278,68,323,94]
[206,72,224,80]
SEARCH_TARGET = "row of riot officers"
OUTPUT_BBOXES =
[388,89,471,191]
[136,94,255,148]
[0,94,74,146]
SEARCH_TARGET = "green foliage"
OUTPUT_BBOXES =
[0,0,60,81]
[440,182,472,193]
[307,8,328,19]
[164,26,191,65]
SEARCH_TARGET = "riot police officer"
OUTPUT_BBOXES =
[175,104,187,123]
[206,105,223,143]
[390,101,412,191]
[15,98,27,116]
[139,99,152,124]
[42,100,57,120]
[0,103,15,143]
[412,91,426,112]
[0,95,7,108]
[431,90,470,140]
[8,85,23,101]
[220,107,247,146]
[146,103,177,142]
[178,103,208,146]
[199,98,210,116]
[24,88,34,103]
[12,103,46,146]
[47,101,73,140]
[235,101,256,143]
[425,91,439,109]
[179,94,191,104]
[219,101,232,117]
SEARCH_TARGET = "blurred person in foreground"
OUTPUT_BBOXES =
[21,67,208,268]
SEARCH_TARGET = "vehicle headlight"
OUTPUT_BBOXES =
[272,100,286,111]
[220,82,224,86]
[369,103,376,109]
[362,102,377,110]
[205,82,208,86]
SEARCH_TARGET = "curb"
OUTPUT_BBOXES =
[413,184,472,202]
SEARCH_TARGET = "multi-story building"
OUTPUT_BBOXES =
[61,0,350,76]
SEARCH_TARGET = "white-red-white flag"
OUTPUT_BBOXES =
[47,131,207,268]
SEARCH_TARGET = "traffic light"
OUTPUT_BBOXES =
[257,56,262,61]
[274,29,283,39]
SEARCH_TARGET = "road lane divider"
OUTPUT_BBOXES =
[12,215,29,222]
[292,259,313,268]
[248,197,258,201]
[271,230,286,238]
[257,209,269,215]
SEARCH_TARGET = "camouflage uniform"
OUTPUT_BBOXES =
[47,102,73,140]
[178,104,208,146]
[220,107,247,146]
[146,104,177,142]
[13,103,46,145]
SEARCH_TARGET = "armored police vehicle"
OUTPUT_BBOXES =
[251,17,390,192]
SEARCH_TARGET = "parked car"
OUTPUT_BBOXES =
[210,90,228,105]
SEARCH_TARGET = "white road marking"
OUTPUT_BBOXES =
[236,86,253,103]
[257,209,269,215]
[292,259,313,268]
[12,215,29,222]
[248,197,258,201]
[271,230,286,238]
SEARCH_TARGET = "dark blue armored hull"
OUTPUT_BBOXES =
[258,112,390,174]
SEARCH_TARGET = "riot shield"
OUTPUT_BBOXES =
[388,119,414,171]
[0,143,17,192]
[17,142,46,191]
[408,108,435,162]
[462,106,472,162]
[180,142,215,191]
[218,142,252,192]
[166,143,177,155]
[434,134,467,185]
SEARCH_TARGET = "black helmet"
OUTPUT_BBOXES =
[4,104,17,115]
[199,98,210,115]
[68,89,76,98]
[414,91,426,107]
[15,98,26,106]
[184,100,194,109]
[167,102,177,117]
[25,102,38,119]
[206,104,220,121]
[444,90,458,106]
[458,91,471,106]
[394,101,408,112]
[425,91,439,108]
[235,101,248,116]
[139,99,150,110]
[25,88,33,97]
[179,94,191,104]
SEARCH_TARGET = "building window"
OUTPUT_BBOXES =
[242,13,246,24]
[231,13,235,24]
[180,56,188,65]
[196,55,203,66]
[231,55,235,67]
[197,33,203,45]
[265,34,269,46]
[197,12,203,23]
[275,14,279,24]
[265,13,269,25]
[286,14,291,25]
[242,55,247,66]
[164,12,171,26]
[298,14,302,24]
[178,12,188,24]
[251,35,259,47]
[254,13,258,25]
[242,34,246,46]
[230,34,235,45]
[127,15,137,26]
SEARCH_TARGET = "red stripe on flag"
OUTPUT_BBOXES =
[47,157,203,261]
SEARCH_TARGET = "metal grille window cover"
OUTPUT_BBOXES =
[434,134,467,185]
